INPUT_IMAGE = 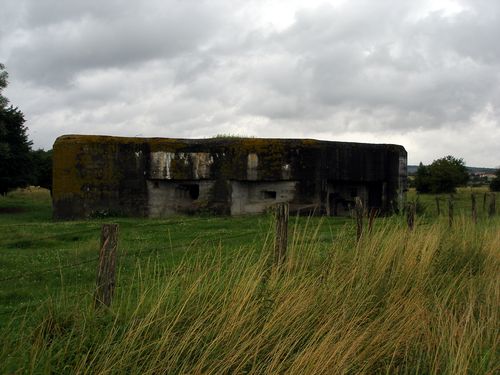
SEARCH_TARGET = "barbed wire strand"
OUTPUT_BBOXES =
[0,214,272,247]
[0,228,260,284]
[0,257,99,283]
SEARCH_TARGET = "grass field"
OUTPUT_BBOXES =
[0,187,498,374]
[0,189,351,320]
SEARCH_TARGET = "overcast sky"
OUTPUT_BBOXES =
[1,0,499,167]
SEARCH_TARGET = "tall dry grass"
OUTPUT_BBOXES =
[1,216,499,374]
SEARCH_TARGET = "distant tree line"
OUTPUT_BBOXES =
[0,63,52,195]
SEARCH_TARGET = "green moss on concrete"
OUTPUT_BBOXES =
[52,135,407,219]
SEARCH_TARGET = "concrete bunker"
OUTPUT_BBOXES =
[52,135,407,219]
[147,180,215,217]
[230,180,297,215]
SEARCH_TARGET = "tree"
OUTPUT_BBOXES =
[0,63,8,109]
[0,64,36,195]
[31,149,53,192]
[414,162,431,193]
[414,156,469,194]
[490,169,500,192]
[0,106,34,195]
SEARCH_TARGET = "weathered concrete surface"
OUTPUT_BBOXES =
[230,181,297,215]
[147,180,215,217]
[52,135,407,219]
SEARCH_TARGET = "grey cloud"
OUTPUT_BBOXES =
[2,0,499,166]
[16,0,127,28]
[5,0,229,86]
[231,0,500,135]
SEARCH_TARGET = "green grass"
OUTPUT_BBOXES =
[0,188,350,321]
[407,186,493,219]
[0,187,498,374]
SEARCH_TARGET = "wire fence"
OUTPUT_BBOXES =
[0,221,265,322]
[0,227,100,248]
[0,222,262,286]
[1,206,497,322]
[0,257,99,283]
[0,288,95,320]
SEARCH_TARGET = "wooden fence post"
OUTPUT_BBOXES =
[435,197,441,216]
[274,203,289,266]
[406,202,415,230]
[448,195,454,228]
[355,197,363,241]
[94,224,118,308]
[483,192,487,213]
[471,193,477,224]
[489,193,496,218]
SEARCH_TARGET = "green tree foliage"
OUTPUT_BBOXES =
[0,63,8,109]
[0,63,53,195]
[0,106,34,195]
[414,162,431,193]
[490,169,500,192]
[414,156,469,194]
[31,149,53,192]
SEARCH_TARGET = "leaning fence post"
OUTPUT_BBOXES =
[274,203,289,266]
[489,193,496,218]
[94,223,118,308]
[406,202,416,230]
[471,193,477,224]
[435,197,441,216]
[448,195,454,227]
[355,197,363,241]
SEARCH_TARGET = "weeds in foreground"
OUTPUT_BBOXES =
[1,218,499,374]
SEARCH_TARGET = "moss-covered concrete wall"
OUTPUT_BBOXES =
[52,135,407,219]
